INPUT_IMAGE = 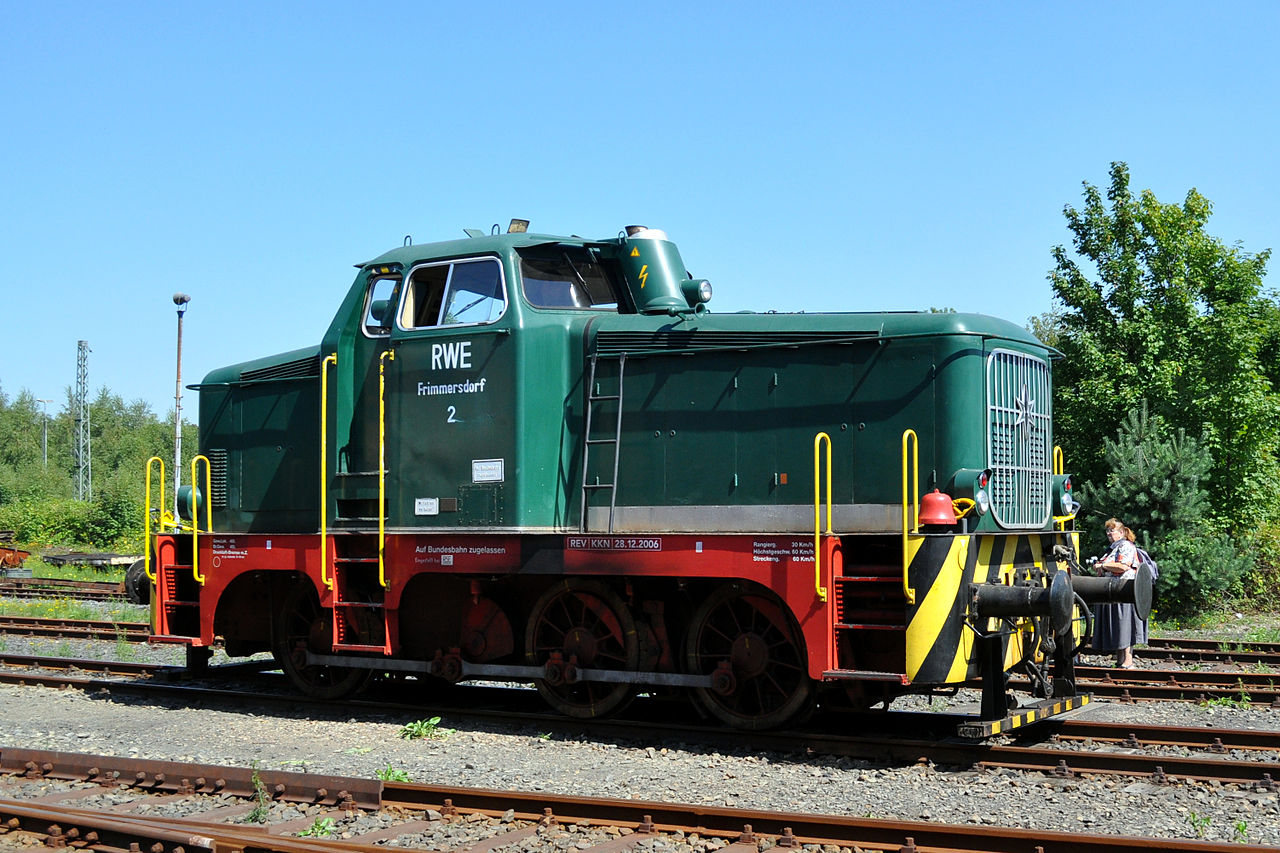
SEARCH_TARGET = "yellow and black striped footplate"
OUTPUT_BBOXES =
[956,694,1091,739]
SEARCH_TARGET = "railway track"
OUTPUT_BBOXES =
[1,653,1278,789]
[0,615,149,642]
[1,748,1274,852]
[1,614,1278,706]
[0,577,126,601]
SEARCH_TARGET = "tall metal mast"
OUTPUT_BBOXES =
[73,340,92,501]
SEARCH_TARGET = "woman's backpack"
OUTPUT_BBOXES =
[1135,547,1160,580]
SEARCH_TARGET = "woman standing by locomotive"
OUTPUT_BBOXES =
[1091,518,1147,669]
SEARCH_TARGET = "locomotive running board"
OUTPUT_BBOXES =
[305,652,716,688]
[955,694,1091,739]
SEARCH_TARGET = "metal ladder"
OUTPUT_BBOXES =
[579,352,626,533]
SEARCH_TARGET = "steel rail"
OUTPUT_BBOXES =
[1149,636,1280,654]
[0,615,149,642]
[0,577,126,600]
[1040,719,1280,752]
[4,663,1279,787]
[1,749,1274,853]
[1140,646,1280,666]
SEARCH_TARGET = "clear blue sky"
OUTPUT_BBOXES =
[3,2,1277,418]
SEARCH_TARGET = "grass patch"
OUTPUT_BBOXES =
[0,598,146,622]
[1245,624,1280,644]
[22,556,127,584]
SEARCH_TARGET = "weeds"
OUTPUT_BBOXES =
[376,764,411,782]
[114,628,138,662]
[1245,625,1280,644]
[1187,811,1211,838]
[1233,819,1249,843]
[245,761,270,824]
[298,817,335,837]
[26,558,127,584]
[0,598,146,622]
[399,716,452,740]
[1201,691,1251,709]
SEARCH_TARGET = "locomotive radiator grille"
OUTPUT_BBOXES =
[985,349,1051,529]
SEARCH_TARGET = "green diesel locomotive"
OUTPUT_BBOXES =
[144,223,1148,733]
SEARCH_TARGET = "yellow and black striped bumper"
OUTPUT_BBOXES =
[904,531,1079,684]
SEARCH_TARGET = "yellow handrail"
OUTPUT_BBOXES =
[190,454,213,585]
[900,429,919,605]
[378,348,395,589]
[1052,444,1073,530]
[320,353,337,589]
[143,456,165,582]
[812,432,831,603]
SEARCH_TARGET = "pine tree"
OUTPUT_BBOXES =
[1082,401,1250,615]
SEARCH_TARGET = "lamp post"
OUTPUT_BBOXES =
[36,399,51,468]
[173,293,191,517]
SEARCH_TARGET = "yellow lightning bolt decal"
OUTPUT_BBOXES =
[639,263,648,289]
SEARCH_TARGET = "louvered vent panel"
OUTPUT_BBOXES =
[206,448,229,509]
[240,355,320,382]
[594,329,879,355]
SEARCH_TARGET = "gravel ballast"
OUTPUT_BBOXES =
[1,639,1278,846]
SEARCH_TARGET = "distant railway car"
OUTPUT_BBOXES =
[143,223,1149,733]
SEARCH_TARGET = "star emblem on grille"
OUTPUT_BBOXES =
[1014,382,1035,444]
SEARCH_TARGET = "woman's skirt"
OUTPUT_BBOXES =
[1092,601,1147,652]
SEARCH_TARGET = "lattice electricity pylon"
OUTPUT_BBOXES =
[73,340,92,501]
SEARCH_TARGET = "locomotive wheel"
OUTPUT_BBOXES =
[525,579,639,718]
[685,583,813,730]
[124,558,150,606]
[272,581,372,700]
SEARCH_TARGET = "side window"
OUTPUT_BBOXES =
[400,258,505,329]
[361,274,401,337]
[399,265,449,328]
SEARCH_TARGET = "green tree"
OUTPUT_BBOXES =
[1049,162,1279,531]
[0,381,198,551]
[1083,403,1249,614]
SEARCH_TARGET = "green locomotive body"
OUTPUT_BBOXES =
[145,224,1144,733]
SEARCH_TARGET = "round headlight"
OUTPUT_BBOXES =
[697,280,713,303]
[974,488,990,515]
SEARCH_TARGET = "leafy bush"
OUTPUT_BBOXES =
[1080,402,1254,617]
[0,493,142,552]
[1155,525,1254,614]
[1240,521,1280,611]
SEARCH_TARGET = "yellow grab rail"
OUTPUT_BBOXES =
[190,454,213,585]
[143,456,166,582]
[812,432,831,603]
[320,353,337,589]
[900,429,919,605]
[1051,444,1075,530]
[378,348,395,589]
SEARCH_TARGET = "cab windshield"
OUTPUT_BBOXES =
[518,246,624,310]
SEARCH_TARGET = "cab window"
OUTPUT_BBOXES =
[518,246,623,310]
[399,258,505,329]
